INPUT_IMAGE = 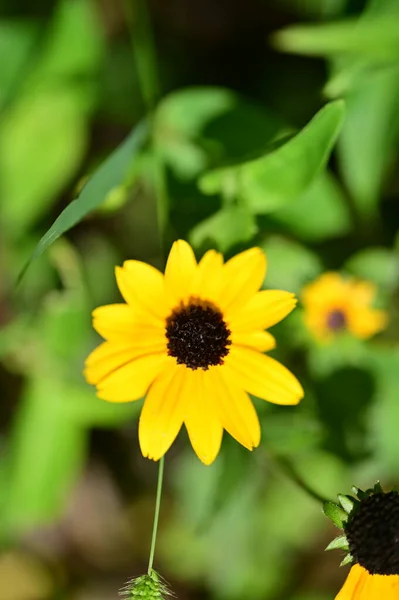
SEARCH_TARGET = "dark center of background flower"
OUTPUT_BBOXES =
[345,491,399,575]
[326,308,347,332]
[165,298,231,370]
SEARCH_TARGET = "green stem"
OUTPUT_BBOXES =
[148,456,165,573]
[269,452,329,505]
[125,0,169,257]
[125,0,160,113]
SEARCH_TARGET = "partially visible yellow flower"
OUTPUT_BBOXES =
[324,484,399,600]
[84,240,303,465]
[301,272,387,343]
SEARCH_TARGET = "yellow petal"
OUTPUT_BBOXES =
[335,565,368,600]
[184,369,223,465]
[92,304,164,342]
[96,353,168,402]
[84,336,166,385]
[191,249,224,304]
[231,330,276,352]
[204,367,260,450]
[365,572,399,600]
[223,346,303,405]
[347,307,388,340]
[115,261,167,322]
[231,290,297,332]
[219,247,267,316]
[92,304,136,340]
[85,342,144,385]
[302,273,350,309]
[164,240,198,307]
[350,280,377,305]
[139,362,187,460]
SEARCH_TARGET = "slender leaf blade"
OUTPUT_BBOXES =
[17,121,148,283]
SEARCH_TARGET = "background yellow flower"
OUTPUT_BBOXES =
[301,272,387,343]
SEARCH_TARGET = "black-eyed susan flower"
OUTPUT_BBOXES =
[84,240,303,465]
[301,272,387,343]
[324,483,399,599]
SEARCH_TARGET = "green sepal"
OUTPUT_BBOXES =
[352,485,367,500]
[325,535,349,552]
[338,494,356,514]
[340,554,353,567]
[374,481,383,494]
[323,501,349,529]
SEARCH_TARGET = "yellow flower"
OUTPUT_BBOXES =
[325,484,399,600]
[301,272,387,343]
[336,564,399,600]
[84,240,303,465]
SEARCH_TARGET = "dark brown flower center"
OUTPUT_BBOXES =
[165,298,231,370]
[326,309,346,332]
[345,492,399,575]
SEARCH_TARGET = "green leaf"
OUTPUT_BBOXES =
[0,88,88,237]
[337,67,399,217]
[0,21,39,110]
[261,236,323,294]
[0,0,106,242]
[17,121,148,283]
[272,171,351,241]
[325,534,349,551]
[273,15,399,61]
[283,0,348,19]
[345,247,399,292]
[260,412,323,456]
[189,205,258,253]
[199,101,345,214]
[323,501,348,529]
[2,378,87,533]
[155,86,282,179]
[307,334,369,380]
[30,0,104,83]
[63,383,141,427]
[367,350,399,475]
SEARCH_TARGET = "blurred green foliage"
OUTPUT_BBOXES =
[1,0,399,599]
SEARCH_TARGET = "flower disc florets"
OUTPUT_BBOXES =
[346,491,399,575]
[326,309,346,332]
[165,298,231,370]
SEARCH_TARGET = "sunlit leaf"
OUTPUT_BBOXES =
[368,350,399,476]
[155,86,282,179]
[337,67,399,217]
[345,247,399,292]
[199,101,345,214]
[189,205,258,252]
[273,15,399,61]
[0,21,38,110]
[0,88,88,237]
[64,383,140,427]
[2,378,87,532]
[272,171,351,241]
[30,0,104,83]
[261,236,323,294]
